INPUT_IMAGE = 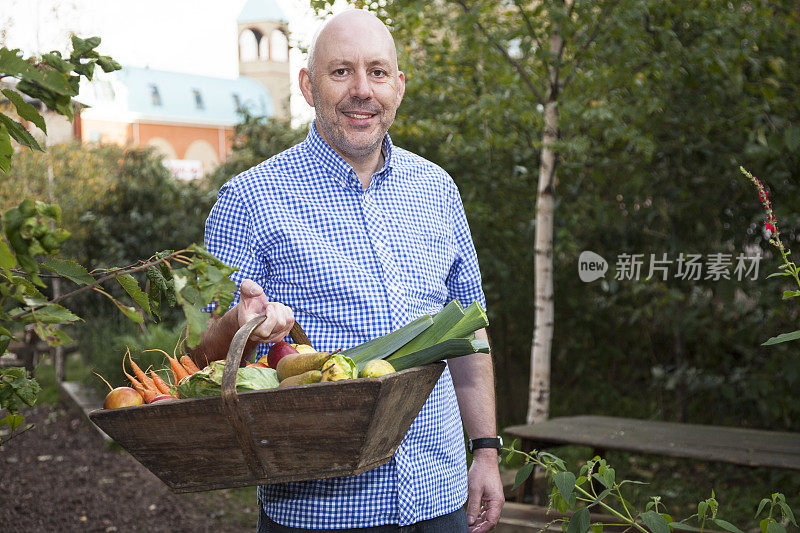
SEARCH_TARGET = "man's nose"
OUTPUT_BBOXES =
[349,70,372,99]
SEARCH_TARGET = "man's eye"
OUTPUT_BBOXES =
[333,68,348,76]
[372,70,387,77]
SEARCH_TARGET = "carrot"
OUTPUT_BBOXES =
[123,367,147,397]
[150,370,172,395]
[168,355,190,382]
[180,355,201,375]
[142,348,187,383]
[127,351,157,392]
[141,388,159,403]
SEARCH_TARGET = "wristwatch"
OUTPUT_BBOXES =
[467,436,503,454]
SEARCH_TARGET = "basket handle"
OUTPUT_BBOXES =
[219,315,311,479]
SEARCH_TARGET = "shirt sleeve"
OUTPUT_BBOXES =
[444,182,486,310]
[204,181,267,310]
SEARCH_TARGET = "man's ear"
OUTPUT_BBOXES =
[397,71,406,104]
[299,68,315,107]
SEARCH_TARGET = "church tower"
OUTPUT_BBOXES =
[237,0,291,120]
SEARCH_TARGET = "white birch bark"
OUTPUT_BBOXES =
[527,2,568,424]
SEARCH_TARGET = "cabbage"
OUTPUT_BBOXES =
[177,360,279,398]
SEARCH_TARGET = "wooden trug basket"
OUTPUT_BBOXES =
[89,316,444,493]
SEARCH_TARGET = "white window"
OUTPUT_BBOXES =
[270,30,289,62]
[239,29,259,61]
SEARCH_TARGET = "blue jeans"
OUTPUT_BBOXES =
[257,507,468,532]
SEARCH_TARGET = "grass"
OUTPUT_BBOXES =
[503,442,800,531]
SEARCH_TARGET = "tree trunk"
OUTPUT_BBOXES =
[527,3,567,423]
[527,96,558,425]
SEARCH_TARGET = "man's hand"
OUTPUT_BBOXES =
[466,451,505,533]
[237,279,294,343]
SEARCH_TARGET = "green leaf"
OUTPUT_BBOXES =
[31,303,81,324]
[33,323,73,346]
[0,124,12,173]
[762,330,800,346]
[766,520,785,533]
[0,239,17,269]
[512,461,535,491]
[554,470,576,500]
[0,113,43,151]
[41,52,73,74]
[71,35,101,55]
[712,519,745,533]
[1,89,46,133]
[116,273,151,317]
[755,499,771,520]
[781,290,800,300]
[0,48,31,78]
[182,302,209,348]
[670,522,702,531]
[766,271,792,279]
[640,511,671,533]
[618,479,648,486]
[698,501,709,519]
[566,507,591,533]
[0,335,11,357]
[96,56,121,73]
[108,296,143,324]
[41,258,94,285]
[777,501,797,526]
[0,366,41,410]
[1,412,25,430]
[590,524,603,533]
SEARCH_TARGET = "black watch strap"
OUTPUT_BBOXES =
[468,436,503,453]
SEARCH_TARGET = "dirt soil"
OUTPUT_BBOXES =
[1,405,258,532]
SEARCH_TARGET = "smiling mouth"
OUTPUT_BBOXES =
[342,111,377,120]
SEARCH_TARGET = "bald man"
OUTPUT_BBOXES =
[193,9,504,533]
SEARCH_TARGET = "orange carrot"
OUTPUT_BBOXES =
[123,367,147,397]
[150,370,171,395]
[168,355,190,382]
[127,351,157,392]
[141,388,159,403]
[180,355,201,375]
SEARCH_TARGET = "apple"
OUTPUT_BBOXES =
[265,341,298,369]
[103,387,144,409]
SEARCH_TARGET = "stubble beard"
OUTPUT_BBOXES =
[312,86,392,161]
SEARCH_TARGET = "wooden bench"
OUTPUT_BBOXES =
[504,415,800,502]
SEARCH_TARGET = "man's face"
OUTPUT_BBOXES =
[300,15,405,163]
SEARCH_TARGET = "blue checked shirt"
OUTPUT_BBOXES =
[204,123,486,528]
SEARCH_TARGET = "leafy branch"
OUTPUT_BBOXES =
[504,441,797,533]
[0,197,237,444]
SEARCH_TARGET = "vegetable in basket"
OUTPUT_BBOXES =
[177,360,279,398]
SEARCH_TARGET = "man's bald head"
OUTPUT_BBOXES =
[298,8,405,173]
[307,9,398,82]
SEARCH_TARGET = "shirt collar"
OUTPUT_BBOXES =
[304,121,395,191]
